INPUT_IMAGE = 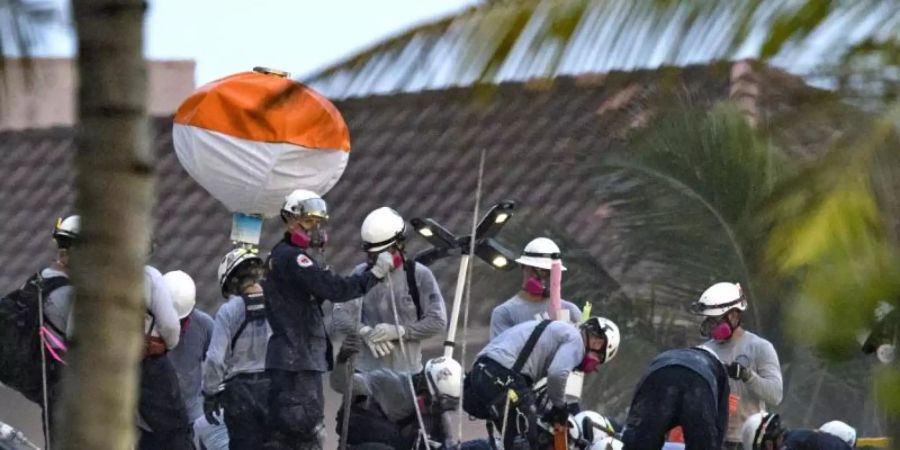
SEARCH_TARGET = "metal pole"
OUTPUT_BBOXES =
[443,255,470,359]
[338,298,363,450]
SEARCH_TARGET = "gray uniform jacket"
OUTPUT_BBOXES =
[478,320,584,407]
[40,266,74,338]
[204,293,271,395]
[143,265,181,349]
[333,261,447,372]
[330,359,415,422]
[169,309,214,422]
[705,330,783,443]
[489,294,582,339]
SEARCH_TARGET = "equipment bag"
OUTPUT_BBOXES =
[0,273,69,403]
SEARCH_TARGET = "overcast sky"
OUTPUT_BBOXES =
[28,0,480,85]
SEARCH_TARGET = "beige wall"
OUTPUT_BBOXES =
[0,58,195,131]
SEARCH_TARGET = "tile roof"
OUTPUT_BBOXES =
[0,63,846,322]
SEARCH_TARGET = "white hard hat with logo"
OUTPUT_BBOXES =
[361,207,406,253]
[424,356,462,398]
[217,247,264,298]
[515,237,566,271]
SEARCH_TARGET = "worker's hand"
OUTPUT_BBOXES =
[203,392,223,425]
[144,337,167,357]
[727,361,752,382]
[541,405,570,428]
[365,337,395,358]
[369,251,399,280]
[337,334,363,363]
[369,323,406,342]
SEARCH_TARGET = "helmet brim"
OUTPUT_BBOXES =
[515,256,567,271]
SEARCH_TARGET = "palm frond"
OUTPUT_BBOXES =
[303,0,899,98]
[588,101,784,329]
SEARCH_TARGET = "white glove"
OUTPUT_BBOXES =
[359,326,395,358]
[365,338,395,358]
[369,251,396,279]
[369,323,406,343]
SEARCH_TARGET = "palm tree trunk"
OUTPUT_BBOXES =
[57,0,151,448]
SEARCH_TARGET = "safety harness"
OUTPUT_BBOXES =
[231,292,267,350]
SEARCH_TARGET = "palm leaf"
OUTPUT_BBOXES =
[588,101,785,331]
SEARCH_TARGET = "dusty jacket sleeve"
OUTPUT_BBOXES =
[403,266,447,341]
[203,302,236,395]
[745,339,783,406]
[332,298,362,336]
[546,331,584,407]
[329,357,371,397]
[147,269,181,349]
[490,304,512,340]
[290,259,375,303]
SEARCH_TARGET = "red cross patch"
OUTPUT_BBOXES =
[296,254,314,268]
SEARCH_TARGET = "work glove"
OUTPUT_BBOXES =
[369,251,398,280]
[359,326,396,358]
[203,392,223,425]
[369,323,406,342]
[541,404,570,428]
[727,361,753,382]
[337,334,362,363]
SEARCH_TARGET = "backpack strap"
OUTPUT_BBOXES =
[231,293,266,350]
[403,259,423,320]
[511,320,552,375]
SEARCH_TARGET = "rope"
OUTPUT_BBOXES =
[457,147,486,443]
[35,275,52,450]
[338,297,364,450]
[385,271,431,447]
[499,389,513,444]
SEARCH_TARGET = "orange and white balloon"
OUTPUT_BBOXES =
[172,70,350,217]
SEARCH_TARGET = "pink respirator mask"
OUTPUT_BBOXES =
[701,317,735,341]
[578,352,602,373]
[290,228,328,249]
[523,276,549,297]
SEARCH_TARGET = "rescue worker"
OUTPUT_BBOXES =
[163,270,228,450]
[329,333,463,449]
[463,317,620,450]
[333,207,447,372]
[39,216,79,431]
[203,247,271,450]
[691,282,783,450]
[263,189,397,450]
[740,413,852,450]
[138,264,193,450]
[490,237,581,339]
[621,346,730,450]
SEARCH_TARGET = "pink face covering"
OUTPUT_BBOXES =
[393,252,403,269]
[579,352,601,373]
[290,228,328,248]
[523,276,547,297]
[710,320,734,341]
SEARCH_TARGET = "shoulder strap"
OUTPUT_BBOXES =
[35,275,72,337]
[231,293,266,350]
[404,259,422,320]
[512,320,552,374]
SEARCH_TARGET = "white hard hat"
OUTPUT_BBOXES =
[360,207,406,253]
[574,410,615,443]
[424,356,463,398]
[53,215,80,245]
[590,436,623,450]
[691,282,747,317]
[819,420,856,447]
[581,317,621,363]
[281,189,328,220]
[217,247,264,298]
[162,270,196,319]
[515,237,566,271]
